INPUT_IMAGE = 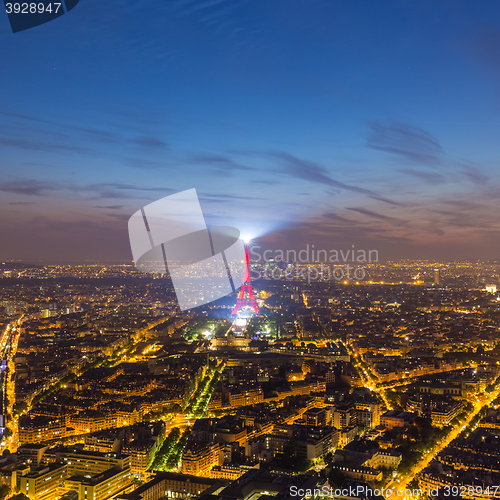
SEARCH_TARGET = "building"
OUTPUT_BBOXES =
[380,411,417,430]
[116,472,222,500]
[18,415,68,444]
[333,404,357,430]
[123,439,158,478]
[295,426,337,462]
[85,434,121,454]
[53,449,131,476]
[208,464,259,481]
[331,449,401,483]
[247,425,337,463]
[356,409,375,429]
[366,451,401,469]
[181,442,222,476]
[19,463,67,500]
[430,400,463,426]
[434,269,440,285]
[17,444,49,466]
[227,389,264,409]
[338,426,358,448]
[76,466,132,500]
[355,401,381,428]
[197,469,325,500]
[304,407,327,427]
[332,464,383,483]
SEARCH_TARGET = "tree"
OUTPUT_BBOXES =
[12,401,28,416]
[328,468,347,488]
[0,485,13,500]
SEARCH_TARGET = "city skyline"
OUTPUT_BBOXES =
[2,1,500,262]
[4,5,500,497]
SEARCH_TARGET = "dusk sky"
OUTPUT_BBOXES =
[1,1,500,262]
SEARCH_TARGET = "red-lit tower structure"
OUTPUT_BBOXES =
[231,243,260,316]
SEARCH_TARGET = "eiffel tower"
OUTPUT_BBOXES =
[231,243,260,316]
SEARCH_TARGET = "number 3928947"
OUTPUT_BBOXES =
[5,3,62,14]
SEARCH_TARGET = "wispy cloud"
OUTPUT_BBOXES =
[0,180,55,196]
[189,154,253,171]
[346,207,409,227]
[367,121,442,165]
[0,178,175,202]
[399,169,446,184]
[441,199,485,211]
[199,193,265,203]
[322,212,359,224]
[134,136,169,149]
[460,165,489,185]
[85,183,175,200]
[174,0,233,16]
[0,134,91,154]
[369,195,408,207]
[271,151,376,195]
[69,126,120,144]
[105,213,130,221]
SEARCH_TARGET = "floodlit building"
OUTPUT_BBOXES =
[19,463,67,500]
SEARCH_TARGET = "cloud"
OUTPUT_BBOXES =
[175,0,231,15]
[173,0,241,20]
[369,195,408,206]
[0,135,91,154]
[9,201,37,206]
[134,136,169,148]
[87,183,172,192]
[322,212,359,224]
[0,178,175,202]
[0,110,48,123]
[121,157,171,170]
[460,165,489,186]
[200,193,266,203]
[271,151,376,195]
[70,126,120,144]
[367,121,442,165]
[106,213,130,221]
[399,169,446,184]
[346,207,409,227]
[0,107,169,158]
[190,154,253,171]
[426,224,445,236]
[95,205,125,210]
[430,208,498,230]
[441,200,485,211]
[85,183,175,200]
[0,180,55,196]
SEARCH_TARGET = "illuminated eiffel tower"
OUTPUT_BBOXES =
[231,243,260,316]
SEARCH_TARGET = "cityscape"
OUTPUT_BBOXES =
[1,255,500,499]
[2,1,500,499]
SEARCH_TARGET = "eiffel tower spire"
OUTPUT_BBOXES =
[231,243,260,316]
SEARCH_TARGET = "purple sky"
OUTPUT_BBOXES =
[1,1,500,262]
